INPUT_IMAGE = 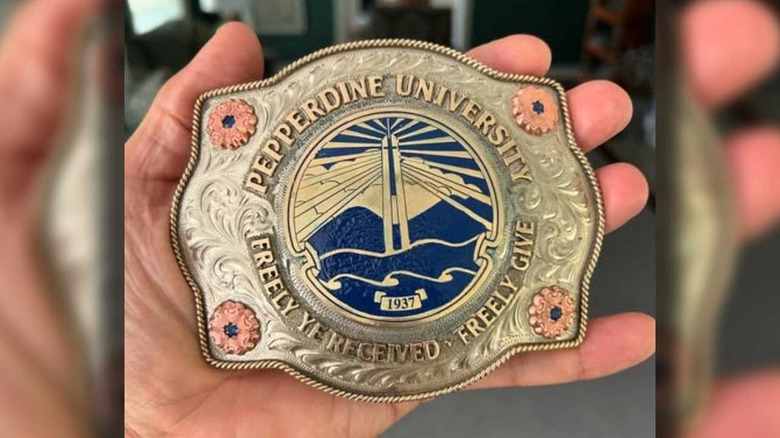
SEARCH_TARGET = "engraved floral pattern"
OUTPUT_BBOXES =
[528,285,576,338]
[207,99,257,149]
[177,47,599,394]
[512,86,559,135]
[209,300,261,355]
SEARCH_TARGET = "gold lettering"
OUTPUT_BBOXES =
[395,74,412,96]
[367,76,385,97]
[358,343,373,361]
[318,87,341,112]
[492,288,512,306]
[326,332,345,353]
[393,344,409,361]
[252,155,279,177]
[517,220,535,235]
[245,173,268,195]
[424,340,440,360]
[307,322,325,341]
[475,307,495,327]
[251,243,274,267]
[511,221,535,271]
[474,111,496,136]
[336,82,352,104]
[488,125,508,146]
[274,122,294,146]
[411,343,425,361]
[511,163,533,182]
[503,149,523,167]
[498,275,517,294]
[250,236,272,251]
[484,296,504,315]
[301,98,325,122]
[270,290,289,308]
[456,326,470,345]
[298,310,316,332]
[264,276,284,294]
[413,78,435,102]
[465,318,485,338]
[257,264,279,282]
[433,85,448,106]
[373,343,387,362]
[261,139,283,162]
[348,78,369,99]
[343,338,357,357]
[279,297,299,316]
[448,91,466,112]
[460,99,481,123]
[286,111,310,133]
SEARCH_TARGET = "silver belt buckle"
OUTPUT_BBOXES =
[171,39,604,401]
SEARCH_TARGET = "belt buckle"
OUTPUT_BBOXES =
[171,39,604,401]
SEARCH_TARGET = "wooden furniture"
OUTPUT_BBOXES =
[580,0,654,83]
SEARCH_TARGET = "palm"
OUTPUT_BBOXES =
[125,24,654,437]
[123,7,779,436]
[125,175,418,437]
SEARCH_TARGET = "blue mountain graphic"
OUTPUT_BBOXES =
[408,200,487,243]
[307,201,489,288]
[317,239,479,285]
[307,206,385,255]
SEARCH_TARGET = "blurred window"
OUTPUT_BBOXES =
[127,0,185,34]
[200,0,219,13]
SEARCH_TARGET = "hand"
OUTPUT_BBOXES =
[0,0,99,436]
[681,1,780,437]
[125,24,654,437]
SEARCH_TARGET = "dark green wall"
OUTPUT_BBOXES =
[471,0,590,64]
[259,0,335,60]
[258,0,590,65]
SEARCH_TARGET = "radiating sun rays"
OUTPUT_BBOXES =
[293,116,494,247]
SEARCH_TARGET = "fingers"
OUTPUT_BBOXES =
[471,312,655,389]
[126,22,263,182]
[688,371,780,438]
[0,0,99,205]
[597,163,650,233]
[468,37,633,153]
[467,36,643,234]
[725,128,780,240]
[683,0,780,109]
[567,80,634,152]
[127,30,647,238]
[467,34,552,76]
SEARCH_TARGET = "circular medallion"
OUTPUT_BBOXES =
[173,40,603,402]
[206,98,258,149]
[528,285,576,339]
[285,110,500,324]
[208,300,262,355]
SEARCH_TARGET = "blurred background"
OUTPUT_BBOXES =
[124,0,657,436]
[0,0,777,436]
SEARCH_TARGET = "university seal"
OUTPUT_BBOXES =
[171,40,603,401]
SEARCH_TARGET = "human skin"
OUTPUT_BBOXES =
[121,2,780,435]
[124,25,652,437]
[0,0,776,436]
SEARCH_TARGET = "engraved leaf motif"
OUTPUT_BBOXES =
[183,179,273,299]
[179,49,598,391]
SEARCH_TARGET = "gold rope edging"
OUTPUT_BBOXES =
[168,38,605,403]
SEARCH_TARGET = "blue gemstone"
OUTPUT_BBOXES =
[222,115,236,129]
[532,101,545,115]
[549,306,563,321]
[224,323,239,337]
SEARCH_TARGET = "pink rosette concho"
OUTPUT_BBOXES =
[206,99,257,149]
[528,285,576,339]
[208,300,261,355]
[511,86,559,135]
